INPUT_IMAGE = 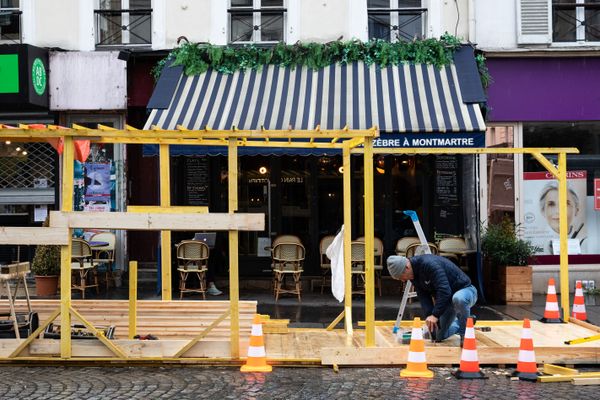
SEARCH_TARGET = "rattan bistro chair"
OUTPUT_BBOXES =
[270,235,302,293]
[71,239,99,299]
[176,240,209,300]
[90,232,116,290]
[350,241,366,295]
[272,242,305,302]
[438,237,469,271]
[395,236,421,256]
[356,236,384,296]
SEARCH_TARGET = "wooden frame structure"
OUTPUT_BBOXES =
[0,124,586,365]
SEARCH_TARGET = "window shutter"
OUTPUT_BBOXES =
[517,0,551,44]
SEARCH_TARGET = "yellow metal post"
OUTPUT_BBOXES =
[60,136,74,359]
[342,145,353,336]
[363,137,375,347]
[228,138,240,358]
[129,261,137,339]
[159,144,172,300]
[558,152,570,321]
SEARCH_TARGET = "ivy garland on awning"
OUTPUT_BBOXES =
[152,34,490,88]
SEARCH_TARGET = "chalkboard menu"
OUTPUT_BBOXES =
[435,155,459,206]
[184,157,209,206]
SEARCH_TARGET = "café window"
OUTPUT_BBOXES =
[367,0,427,42]
[95,0,152,47]
[553,0,600,43]
[229,0,286,43]
[0,0,21,43]
[522,122,600,257]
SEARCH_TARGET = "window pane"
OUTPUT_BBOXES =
[129,13,151,44]
[396,13,423,40]
[368,0,389,7]
[0,0,19,8]
[262,0,283,7]
[231,0,253,7]
[585,6,600,41]
[99,0,121,10]
[0,6,19,40]
[130,0,151,9]
[261,13,283,41]
[553,8,577,42]
[368,14,390,40]
[399,0,421,7]
[231,14,253,42]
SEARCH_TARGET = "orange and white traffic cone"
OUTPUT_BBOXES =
[453,317,487,379]
[572,280,589,322]
[540,278,563,323]
[400,317,434,378]
[511,318,539,381]
[240,314,272,372]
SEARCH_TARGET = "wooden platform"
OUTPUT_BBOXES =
[0,300,598,365]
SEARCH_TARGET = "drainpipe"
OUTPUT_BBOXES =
[468,0,476,43]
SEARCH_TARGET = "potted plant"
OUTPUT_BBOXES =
[481,218,540,304]
[31,219,61,297]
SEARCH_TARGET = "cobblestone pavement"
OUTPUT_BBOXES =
[0,366,596,399]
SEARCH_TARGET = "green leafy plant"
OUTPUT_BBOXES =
[31,218,61,276]
[153,33,465,80]
[584,287,600,296]
[481,218,540,267]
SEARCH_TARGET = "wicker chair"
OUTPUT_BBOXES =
[71,239,99,299]
[318,235,335,294]
[176,240,209,300]
[272,242,305,302]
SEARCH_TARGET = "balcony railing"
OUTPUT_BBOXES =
[0,9,22,43]
[553,2,600,42]
[368,7,428,42]
[94,8,152,47]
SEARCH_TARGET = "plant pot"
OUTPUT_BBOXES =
[499,265,532,304]
[35,275,59,297]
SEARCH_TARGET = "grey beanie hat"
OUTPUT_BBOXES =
[387,255,408,279]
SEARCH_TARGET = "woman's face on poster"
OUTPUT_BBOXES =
[542,188,578,233]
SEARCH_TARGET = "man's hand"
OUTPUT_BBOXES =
[425,315,438,332]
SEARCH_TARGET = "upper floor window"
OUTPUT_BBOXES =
[229,0,286,44]
[367,0,426,42]
[553,0,600,42]
[0,0,21,43]
[95,0,152,47]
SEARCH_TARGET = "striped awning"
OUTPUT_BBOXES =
[144,61,485,134]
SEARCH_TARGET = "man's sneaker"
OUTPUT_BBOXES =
[207,283,223,296]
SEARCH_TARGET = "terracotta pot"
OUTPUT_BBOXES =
[35,275,59,297]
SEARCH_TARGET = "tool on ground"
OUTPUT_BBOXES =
[393,210,430,340]
[540,278,564,323]
[564,333,600,345]
[400,317,434,378]
[511,318,540,381]
[454,317,487,379]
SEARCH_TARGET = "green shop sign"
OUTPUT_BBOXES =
[31,58,46,96]
[0,54,19,94]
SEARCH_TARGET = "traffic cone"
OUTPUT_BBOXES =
[240,314,272,372]
[453,317,487,379]
[511,319,539,381]
[400,317,434,378]
[540,278,563,323]
[572,280,589,322]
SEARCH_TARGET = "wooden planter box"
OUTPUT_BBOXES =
[499,265,532,304]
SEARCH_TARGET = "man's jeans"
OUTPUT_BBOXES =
[434,285,478,341]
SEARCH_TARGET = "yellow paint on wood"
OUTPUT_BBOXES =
[0,227,69,245]
[127,206,209,214]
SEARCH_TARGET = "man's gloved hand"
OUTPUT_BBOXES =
[425,315,438,333]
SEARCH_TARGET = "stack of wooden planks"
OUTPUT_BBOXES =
[0,299,257,340]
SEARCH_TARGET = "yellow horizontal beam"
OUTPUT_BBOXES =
[357,320,524,327]
[127,206,209,214]
[543,364,579,375]
[538,372,600,383]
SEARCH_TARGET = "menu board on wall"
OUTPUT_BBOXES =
[184,157,209,206]
[435,155,459,206]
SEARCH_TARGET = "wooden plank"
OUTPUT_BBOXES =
[572,377,600,385]
[0,227,69,245]
[543,363,579,375]
[49,211,265,231]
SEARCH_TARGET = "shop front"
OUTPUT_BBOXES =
[141,45,486,285]
[486,55,600,292]
[0,44,54,264]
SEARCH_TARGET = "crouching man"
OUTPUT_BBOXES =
[387,254,477,344]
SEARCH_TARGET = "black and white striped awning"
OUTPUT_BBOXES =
[145,61,485,134]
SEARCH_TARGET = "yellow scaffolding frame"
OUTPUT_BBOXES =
[0,124,580,359]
